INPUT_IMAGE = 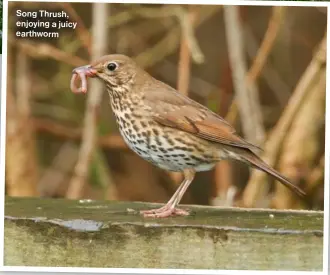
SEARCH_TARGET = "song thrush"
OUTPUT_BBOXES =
[70,54,305,218]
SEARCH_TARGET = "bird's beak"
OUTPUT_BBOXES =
[71,65,98,94]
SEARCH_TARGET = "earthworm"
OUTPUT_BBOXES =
[70,70,88,93]
[70,65,97,93]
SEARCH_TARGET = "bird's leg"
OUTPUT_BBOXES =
[141,169,195,218]
[140,178,186,214]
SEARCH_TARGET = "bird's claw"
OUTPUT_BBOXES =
[140,207,189,218]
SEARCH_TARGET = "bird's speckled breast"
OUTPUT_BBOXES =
[110,96,227,172]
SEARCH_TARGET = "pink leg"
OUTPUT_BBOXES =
[141,169,195,218]
[140,179,186,214]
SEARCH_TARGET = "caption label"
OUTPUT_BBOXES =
[15,9,77,38]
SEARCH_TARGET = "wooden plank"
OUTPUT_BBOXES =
[4,197,323,270]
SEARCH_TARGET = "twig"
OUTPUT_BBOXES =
[244,25,291,106]
[58,2,92,54]
[33,118,128,149]
[211,186,237,206]
[157,59,220,99]
[131,5,178,18]
[108,10,133,28]
[225,6,287,126]
[66,3,109,199]
[215,6,284,205]
[224,6,265,144]
[16,49,31,116]
[176,6,204,63]
[177,6,199,96]
[107,4,177,30]
[113,10,176,57]
[169,6,199,185]
[214,160,234,205]
[242,34,327,207]
[6,49,16,120]
[272,67,326,209]
[9,36,87,67]
[38,142,78,197]
[94,149,118,200]
[119,12,217,99]
[247,6,285,84]
[32,103,81,123]
[6,48,38,196]
[213,60,235,205]
[306,155,325,193]
[134,5,220,69]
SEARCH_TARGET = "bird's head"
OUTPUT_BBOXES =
[70,54,140,94]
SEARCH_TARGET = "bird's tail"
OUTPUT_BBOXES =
[241,151,306,198]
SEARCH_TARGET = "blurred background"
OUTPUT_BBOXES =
[5,3,327,211]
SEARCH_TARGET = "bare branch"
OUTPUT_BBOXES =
[224,6,265,144]
[177,6,198,96]
[176,6,204,63]
[306,155,325,193]
[272,66,326,209]
[134,6,220,69]
[225,6,287,141]
[16,49,31,116]
[38,142,78,197]
[242,34,327,207]
[6,49,38,196]
[66,3,109,199]
[169,6,200,185]
[58,2,92,54]
[247,6,285,83]
[9,36,87,67]
[244,25,291,106]
[33,118,128,150]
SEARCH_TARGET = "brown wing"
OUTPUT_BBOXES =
[143,80,261,151]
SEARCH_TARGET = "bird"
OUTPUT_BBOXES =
[70,54,305,218]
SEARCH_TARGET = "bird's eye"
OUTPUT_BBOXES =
[107,62,118,72]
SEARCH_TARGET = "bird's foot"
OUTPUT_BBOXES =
[140,206,189,218]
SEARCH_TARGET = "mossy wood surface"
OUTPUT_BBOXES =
[4,197,323,270]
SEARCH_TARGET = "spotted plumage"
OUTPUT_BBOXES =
[71,54,305,218]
